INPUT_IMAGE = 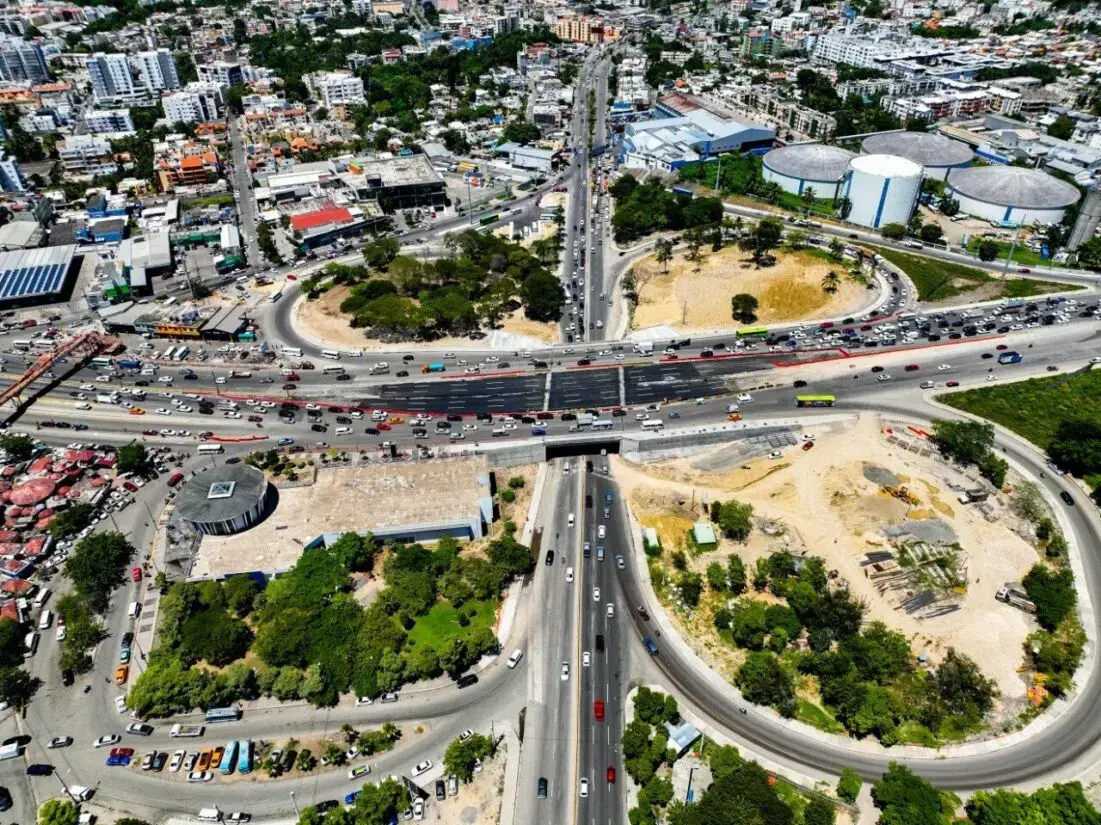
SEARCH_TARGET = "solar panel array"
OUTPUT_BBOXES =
[0,261,69,300]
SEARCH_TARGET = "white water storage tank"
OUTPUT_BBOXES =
[843,154,923,230]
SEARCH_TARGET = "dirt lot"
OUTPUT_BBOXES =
[434,753,505,825]
[629,246,869,334]
[294,287,556,351]
[613,413,1040,710]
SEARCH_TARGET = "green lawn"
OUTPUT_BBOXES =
[877,248,1077,302]
[941,368,1101,450]
[796,699,845,733]
[964,237,1064,269]
[407,598,497,648]
[896,721,941,747]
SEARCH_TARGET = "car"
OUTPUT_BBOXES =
[226,814,251,824]
[580,777,589,798]
[436,779,447,801]
[94,734,121,748]
[566,566,574,583]
[538,777,548,799]
[876,374,891,382]
[945,380,960,387]
[582,651,591,667]
[606,602,615,617]
[115,696,128,714]
[1061,491,1075,506]
[459,729,474,742]
[456,673,478,689]
[607,766,616,784]
[616,555,625,569]
[48,736,73,749]
[413,799,425,821]
[127,722,153,736]
[169,750,185,772]
[27,763,54,776]
[871,366,884,373]
[315,801,339,814]
[593,699,604,721]
[593,586,600,601]
[345,790,363,805]
[349,765,371,780]
[637,604,651,620]
[131,566,142,582]
[981,352,994,359]
[142,752,156,771]
[561,662,570,681]
[412,759,433,777]
[187,771,214,783]
[937,364,951,371]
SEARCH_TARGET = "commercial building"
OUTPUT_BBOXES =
[945,166,1081,226]
[286,201,386,249]
[496,142,558,174]
[331,154,447,211]
[196,61,244,89]
[57,135,117,177]
[187,457,495,581]
[0,245,81,309]
[175,464,273,537]
[0,34,48,83]
[116,229,172,288]
[84,109,134,135]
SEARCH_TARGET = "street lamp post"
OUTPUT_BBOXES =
[290,790,300,817]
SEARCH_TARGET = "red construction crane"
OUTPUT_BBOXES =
[0,332,122,409]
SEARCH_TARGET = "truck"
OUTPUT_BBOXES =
[229,370,252,378]
[671,186,694,198]
[118,358,141,369]
[996,583,1037,614]
[421,363,445,373]
[632,341,654,355]
[576,413,596,426]
[369,363,390,375]
[96,393,120,405]
[0,742,23,761]
[170,723,206,738]
[997,351,1022,365]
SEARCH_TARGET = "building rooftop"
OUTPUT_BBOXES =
[861,131,973,167]
[189,457,491,580]
[762,143,855,181]
[947,165,1081,209]
[175,463,268,525]
[117,229,171,270]
[337,153,444,187]
[0,245,76,301]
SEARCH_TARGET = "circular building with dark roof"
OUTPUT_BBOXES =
[174,463,271,536]
[946,166,1081,226]
[861,132,973,181]
[762,143,856,201]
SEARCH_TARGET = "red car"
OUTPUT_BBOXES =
[946,381,960,387]
[904,364,919,372]
[247,415,263,422]
[593,699,604,722]
[607,766,616,784]
[131,567,142,583]
[996,344,1008,351]
[167,472,184,487]
[122,481,139,493]
[142,429,158,436]
[286,273,298,281]
[377,423,392,431]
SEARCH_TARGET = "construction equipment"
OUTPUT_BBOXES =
[0,333,122,409]
[884,485,919,505]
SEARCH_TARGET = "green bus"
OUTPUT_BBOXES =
[796,395,836,408]
[478,214,498,226]
[736,326,769,338]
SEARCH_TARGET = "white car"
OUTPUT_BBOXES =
[580,778,589,798]
[597,525,606,539]
[169,749,185,772]
[606,603,615,617]
[561,662,570,681]
[582,651,591,667]
[115,696,128,714]
[355,696,373,707]
[187,770,214,783]
[462,423,478,431]
[876,374,891,382]
[411,760,433,777]
[593,587,600,602]
[47,736,73,749]
[93,734,121,748]
[566,567,574,583]
[157,376,173,384]
[156,408,171,415]
[459,729,474,742]
[736,393,753,403]
[306,404,322,411]
[413,799,424,821]
[178,405,193,413]
[937,364,951,371]
[768,450,783,459]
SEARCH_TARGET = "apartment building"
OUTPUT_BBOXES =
[0,34,48,83]
[196,61,244,89]
[0,150,26,192]
[163,86,220,125]
[314,72,366,109]
[58,135,117,177]
[86,50,179,105]
[85,108,135,134]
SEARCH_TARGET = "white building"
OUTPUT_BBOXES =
[812,32,946,70]
[57,135,116,177]
[0,150,26,192]
[85,109,135,134]
[163,85,221,125]
[314,72,365,109]
[135,49,180,92]
[196,61,243,89]
[86,50,179,105]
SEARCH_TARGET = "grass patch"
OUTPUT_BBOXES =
[896,721,941,747]
[796,699,845,733]
[407,598,496,649]
[877,248,1077,302]
[964,237,1064,268]
[941,369,1101,449]
[183,193,236,209]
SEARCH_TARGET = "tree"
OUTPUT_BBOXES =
[39,800,79,825]
[739,217,784,264]
[939,197,959,217]
[500,120,540,145]
[716,499,754,540]
[684,228,704,271]
[1077,237,1101,272]
[967,782,1101,825]
[828,238,845,261]
[978,239,1000,262]
[65,531,135,612]
[1048,114,1076,141]
[223,575,260,617]
[443,732,495,781]
[930,419,995,467]
[520,271,564,322]
[679,572,703,607]
[48,503,93,539]
[655,238,674,273]
[880,223,906,240]
[837,767,862,803]
[1023,565,1077,631]
[0,433,35,461]
[822,271,841,294]
[114,439,149,476]
[1047,418,1101,478]
[706,562,728,592]
[736,651,795,715]
[976,450,1008,487]
[731,293,758,324]
[727,555,747,595]
[804,798,836,825]
[871,763,954,825]
[801,186,817,209]
[920,223,944,244]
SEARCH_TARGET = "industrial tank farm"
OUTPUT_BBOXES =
[761,143,856,200]
[946,166,1082,226]
[842,153,923,229]
[860,131,973,181]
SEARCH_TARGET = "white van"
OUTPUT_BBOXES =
[38,609,52,630]
[335,426,352,435]
[568,512,575,527]
[33,588,50,608]
[563,462,570,474]
[127,601,141,620]
[23,631,38,658]
[198,809,223,822]
[507,649,524,669]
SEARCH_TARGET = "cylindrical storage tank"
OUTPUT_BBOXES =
[761,143,856,201]
[843,154,923,229]
[860,132,973,181]
[945,166,1081,226]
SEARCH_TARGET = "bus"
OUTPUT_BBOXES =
[270,291,283,304]
[174,347,190,362]
[320,350,341,360]
[31,339,54,351]
[90,356,114,369]
[163,346,177,361]
[11,340,30,352]
[736,326,769,339]
[197,443,225,455]
[236,739,253,774]
[322,366,345,375]
[478,214,498,226]
[796,395,836,408]
[591,419,614,430]
[282,347,302,358]
[204,707,242,724]
[219,741,239,775]
[641,420,665,430]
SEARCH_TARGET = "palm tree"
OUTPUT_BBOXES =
[822,270,841,294]
[655,238,674,273]
[801,186,817,212]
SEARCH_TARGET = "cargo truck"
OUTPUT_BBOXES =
[170,724,205,737]
[96,393,120,404]
[421,363,445,373]
[632,341,654,355]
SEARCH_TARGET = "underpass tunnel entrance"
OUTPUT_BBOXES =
[545,439,620,460]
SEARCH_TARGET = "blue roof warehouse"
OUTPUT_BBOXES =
[0,245,83,309]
